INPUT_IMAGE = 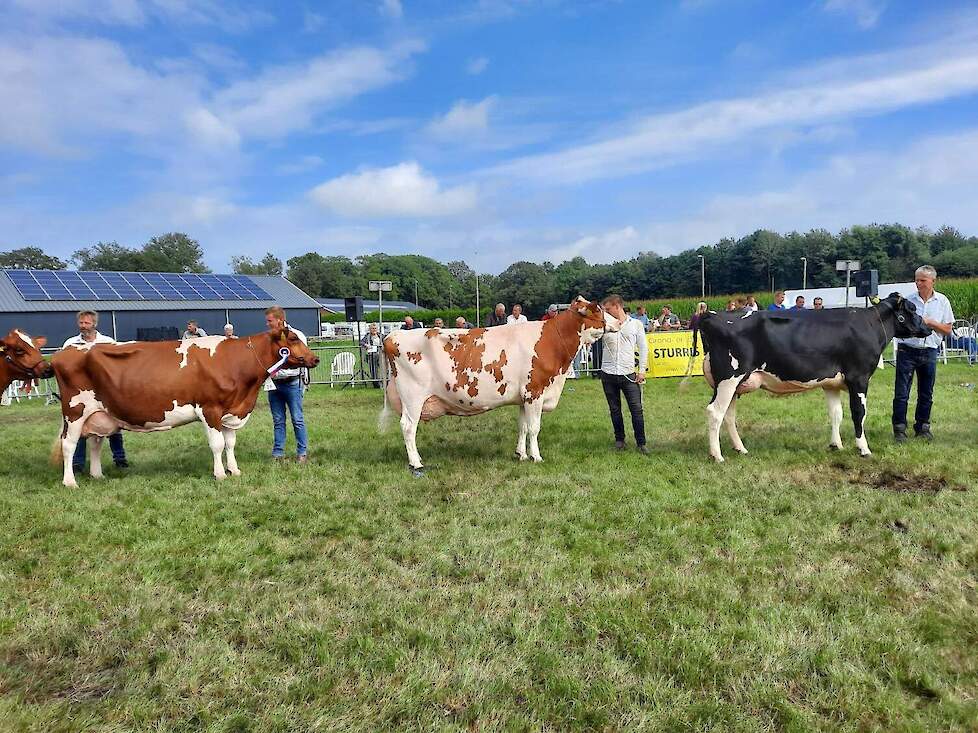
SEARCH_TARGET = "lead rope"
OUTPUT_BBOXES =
[247,337,291,376]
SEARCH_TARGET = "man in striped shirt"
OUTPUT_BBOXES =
[600,295,649,454]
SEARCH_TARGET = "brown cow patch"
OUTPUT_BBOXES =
[443,330,487,395]
[486,349,507,383]
[384,338,401,378]
[525,315,579,401]
[498,383,507,395]
[406,351,423,364]
[425,328,440,339]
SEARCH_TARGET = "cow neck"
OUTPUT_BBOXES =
[243,334,285,384]
[0,358,12,391]
[550,311,584,367]
[869,303,894,351]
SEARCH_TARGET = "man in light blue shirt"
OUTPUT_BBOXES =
[892,265,955,442]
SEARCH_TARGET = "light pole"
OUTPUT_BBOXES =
[697,255,705,299]
[800,257,808,290]
[413,278,419,309]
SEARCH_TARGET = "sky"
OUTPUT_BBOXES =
[2,0,978,274]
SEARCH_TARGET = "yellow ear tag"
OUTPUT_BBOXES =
[870,296,881,305]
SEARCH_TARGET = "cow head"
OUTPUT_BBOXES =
[883,293,931,339]
[567,296,621,345]
[269,327,321,369]
[1,330,53,381]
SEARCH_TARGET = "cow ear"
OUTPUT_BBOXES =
[35,336,47,348]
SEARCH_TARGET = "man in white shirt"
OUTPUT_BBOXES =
[892,265,955,442]
[266,306,310,462]
[507,304,528,324]
[62,310,129,472]
[600,294,649,454]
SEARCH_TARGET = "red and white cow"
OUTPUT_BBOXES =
[382,297,619,470]
[51,329,319,486]
[1,329,52,393]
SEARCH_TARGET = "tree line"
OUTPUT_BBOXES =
[2,223,976,317]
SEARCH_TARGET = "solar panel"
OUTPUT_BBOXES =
[4,269,274,302]
[79,271,121,300]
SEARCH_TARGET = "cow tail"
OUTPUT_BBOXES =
[378,378,403,433]
[49,430,64,466]
[679,318,701,392]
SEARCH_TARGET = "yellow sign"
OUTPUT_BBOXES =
[646,331,703,378]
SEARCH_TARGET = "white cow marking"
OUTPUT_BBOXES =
[14,329,33,347]
[143,401,200,429]
[855,392,871,456]
[730,354,739,370]
[176,336,226,368]
[741,310,753,319]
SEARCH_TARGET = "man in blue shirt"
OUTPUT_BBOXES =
[789,295,806,311]
[892,265,954,442]
[767,291,786,310]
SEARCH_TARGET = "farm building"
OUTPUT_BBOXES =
[0,269,321,345]
[317,298,419,314]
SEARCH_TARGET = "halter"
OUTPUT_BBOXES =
[247,336,292,376]
[0,345,47,378]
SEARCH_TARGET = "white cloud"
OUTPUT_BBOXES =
[206,40,425,141]
[0,35,204,156]
[488,43,978,184]
[309,162,478,218]
[823,0,886,30]
[467,56,489,75]
[426,96,496,139]
[548,226,642,263]
[303,9,326,33]
[380,0,403,19]
[184,108,241,148]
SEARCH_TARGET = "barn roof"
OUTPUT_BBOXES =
[0,270,320,313]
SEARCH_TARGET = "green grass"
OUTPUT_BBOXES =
[2,365,977,731]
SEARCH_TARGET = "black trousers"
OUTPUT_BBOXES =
[600,372,646,446]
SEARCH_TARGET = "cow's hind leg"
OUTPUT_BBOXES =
[89,436,104,479]
[846,381,872,457]
[399,399,425,471]
[825,389,844,450]
[723,397,747,455]
[222,428,240,476]
[525,401,545,463]
[61,418,85,488]
[707,376,740,462]
[515,405,529,461]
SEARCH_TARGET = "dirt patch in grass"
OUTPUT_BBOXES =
[856,470,967,494]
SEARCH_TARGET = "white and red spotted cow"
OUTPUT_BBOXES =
[691,293,931,462]
[382,297,620,471]
[50,329,318,487]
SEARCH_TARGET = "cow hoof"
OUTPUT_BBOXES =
[828,444,841,451]
[711,455,725,463]
[410,466,425,478]
[214,473,227,481]
[515,453,527,462]
[734,447,748,455]
[229,468,241,477]
[531,456,543,463]
[64,481,78,489]
[859,451,873,459]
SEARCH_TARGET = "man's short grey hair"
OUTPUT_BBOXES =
[77,310,98,325]
[495,303,505,310]
[915,265,937,280]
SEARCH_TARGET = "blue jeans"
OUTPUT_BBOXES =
[269,378,308,457]
[73,433,126,469]
[892,346,938,431]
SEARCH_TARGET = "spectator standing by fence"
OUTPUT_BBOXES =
[507,305,528,324]
[486,304,507,327]
[183,320,207,338]
[360,322,383,388]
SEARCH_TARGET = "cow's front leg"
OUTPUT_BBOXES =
[222,428,240,476]
[515,405,529,461]
[89,435,104,479]
[846,381,872,457]
[825,389,844,450]
[722,397,747,454]
[203,424,227,480]
[61,418,84,488]
[706,376,740,462]
[525,401,545,463]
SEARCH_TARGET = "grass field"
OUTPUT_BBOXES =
[1,365,977,731]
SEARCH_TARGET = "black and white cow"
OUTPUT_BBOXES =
[691,293,931,462]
